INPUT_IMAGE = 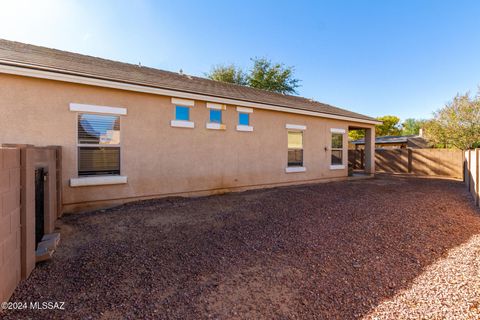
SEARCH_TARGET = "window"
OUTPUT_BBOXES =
[175,106,190,121]
[239,113,249,126]
[288,131,303,167]
[236,107,253,132]
[77,113,120,176]
[210,109,222,123]
[331,132,344,166]
[171,98,195,128]
[206,103,226,130]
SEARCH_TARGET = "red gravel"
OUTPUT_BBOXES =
[3,175,480,319]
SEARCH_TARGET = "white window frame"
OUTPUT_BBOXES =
[286,124,306,173]
[171,98,195,128]
[69,103,127,187]
[236,107,253,132]
[330,128,346,170]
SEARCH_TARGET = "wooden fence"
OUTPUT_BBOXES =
[349,148,464,179]
[465,149,480,206]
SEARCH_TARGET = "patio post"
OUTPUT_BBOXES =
[365,127,375,174]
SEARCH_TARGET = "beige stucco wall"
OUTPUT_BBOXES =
[0,74,374,212]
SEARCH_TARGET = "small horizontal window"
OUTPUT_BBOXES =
[239,113,249,126]
[210,109,222,124]
[175,106,190,121]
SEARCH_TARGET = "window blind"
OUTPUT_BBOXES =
[77,113,121,176]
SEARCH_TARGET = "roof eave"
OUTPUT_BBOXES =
[0,60,381,125]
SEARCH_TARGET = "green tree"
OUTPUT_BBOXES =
[424,91,480,149]
[205,64,248,85]
[348,129,365,141]
[205,57,301,95]
[348,115,404,142]
[401,118,425,135]
[247,58,300,94]
[375,115,402,136]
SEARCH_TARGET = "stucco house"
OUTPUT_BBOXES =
[0,39,380,213]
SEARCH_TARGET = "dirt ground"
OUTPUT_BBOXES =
[3,175,480,319]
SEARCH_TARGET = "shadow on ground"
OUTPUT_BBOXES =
[4,175,480,319]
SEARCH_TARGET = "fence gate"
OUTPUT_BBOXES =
[35,168,45,248]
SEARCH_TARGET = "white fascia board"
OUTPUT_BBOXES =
[330,128,346,134]
[236,125,253,132]
[171,120,195,128]
[206,122,226,130]
[206,102,226,110]
[0,63,382,125]
[330,165,345,170]
[285,166,307,173]
[236,106,253,113]
[69,103,127,115]
[286,124,307,130]
[171,97,195,107]
[70,175,127,187]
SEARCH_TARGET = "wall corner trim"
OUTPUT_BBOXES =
[69,103,127,115]
[286,124,306,130]
[70,176,127,187]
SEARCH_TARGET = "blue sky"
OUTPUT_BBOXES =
[1,0,479,121]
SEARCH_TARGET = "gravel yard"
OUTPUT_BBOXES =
[3,175,480,319]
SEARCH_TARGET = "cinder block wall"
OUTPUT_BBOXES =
[0,148,21,303]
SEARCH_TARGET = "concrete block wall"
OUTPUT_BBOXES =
[0,148,21,303]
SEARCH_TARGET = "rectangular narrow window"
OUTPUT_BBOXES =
[77,113,120,176]
[331,132,344,165]
[288,131,303,167]
[238,113,249,126]
[210,109,222,124]
[175,106,190,121]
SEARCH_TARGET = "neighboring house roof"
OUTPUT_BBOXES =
[0,39,379,124]
[352,134,430,148]
[352,135,413,145]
